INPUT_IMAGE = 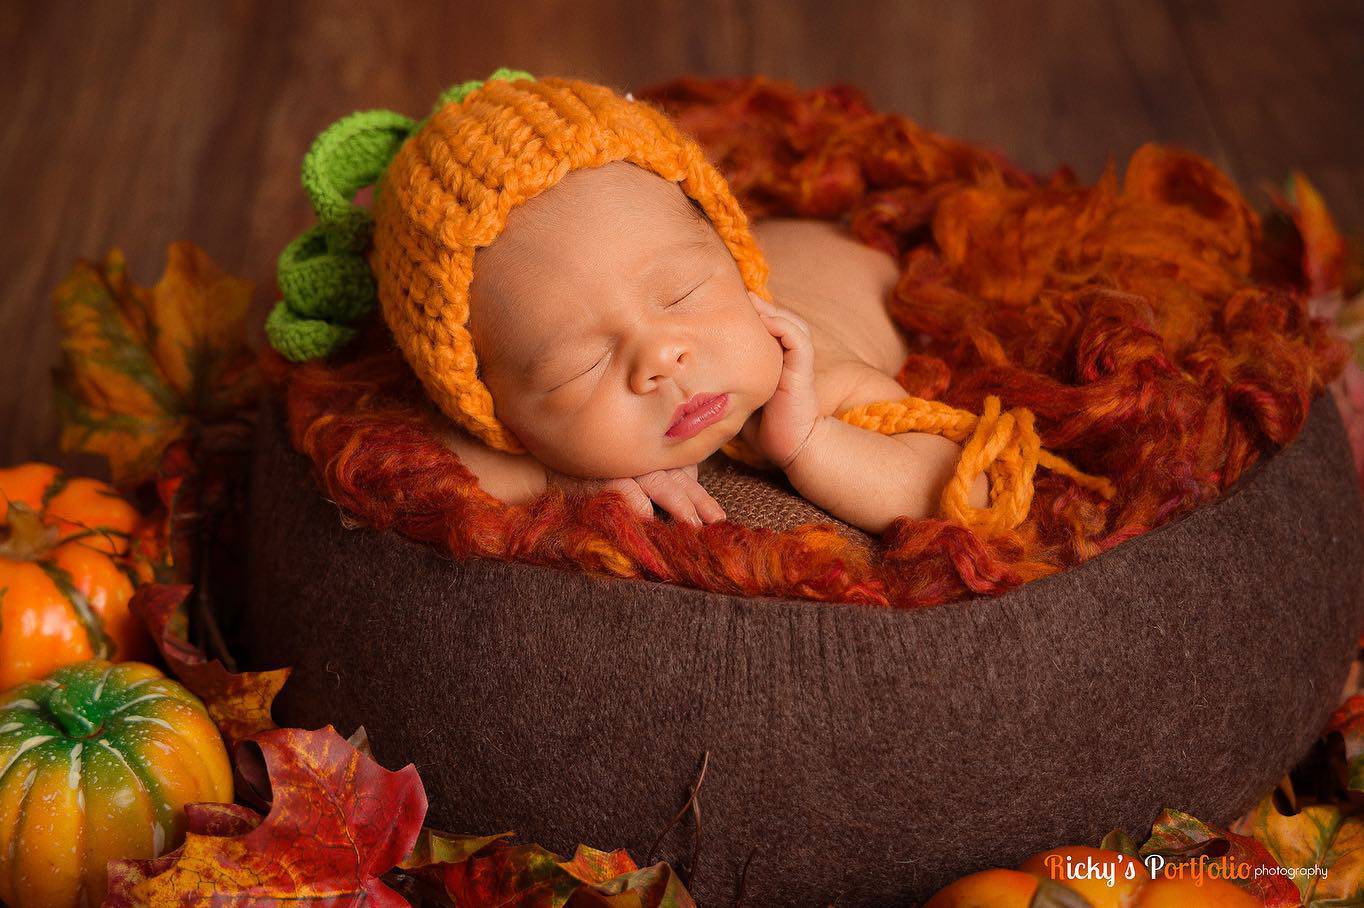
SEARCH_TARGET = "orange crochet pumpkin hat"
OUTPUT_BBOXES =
[264,68,773,453]
[367,69,773,453]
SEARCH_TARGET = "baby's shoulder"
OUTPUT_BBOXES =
[437,424,548,505]
[750,218,899,290]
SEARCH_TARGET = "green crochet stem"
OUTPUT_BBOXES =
[266,67,535,362]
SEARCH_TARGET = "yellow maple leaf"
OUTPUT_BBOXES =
[1234,787,1364,905]
[52,241,259,485]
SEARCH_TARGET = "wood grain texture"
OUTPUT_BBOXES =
[2,0,1360,469]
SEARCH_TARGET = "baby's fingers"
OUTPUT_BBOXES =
[602,477,655,520]
[637,471,702,526]
[687,480,726,524]
[671,474,725,525]
[764,323,816,398]
[752,296,811,335]
[674,462,724,521]
[756,305,813,369]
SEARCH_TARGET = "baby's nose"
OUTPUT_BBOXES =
[631,338,690,390]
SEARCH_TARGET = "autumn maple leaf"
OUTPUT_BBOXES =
[1139,808,1302,907]
[398,828,697,907]
[131,582,290,747]
[105,725,426,906]
[52,241,260,486]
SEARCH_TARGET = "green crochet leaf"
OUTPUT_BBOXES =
[431,67,536,115]
[276,225,376,323]
[266,68,534,364]
[302,109,416,254]
[265,301,358,363]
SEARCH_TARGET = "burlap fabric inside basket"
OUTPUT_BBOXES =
[695,455,878,548]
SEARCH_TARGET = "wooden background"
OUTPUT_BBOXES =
[2,0,1361,472]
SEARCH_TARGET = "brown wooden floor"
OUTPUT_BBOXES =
[2,0,1361,470]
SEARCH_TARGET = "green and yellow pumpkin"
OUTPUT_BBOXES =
[0,659,233,908]
[0,462,153,689]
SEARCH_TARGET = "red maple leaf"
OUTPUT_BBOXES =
[105,725,426,906]
[131,582,290,746]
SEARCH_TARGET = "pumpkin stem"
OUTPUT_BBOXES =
[46,684,101,739]
[1,500,59,560]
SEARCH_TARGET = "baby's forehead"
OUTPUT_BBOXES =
[518,162,705,237]
[469,164,722,358]
[479,165,716,284]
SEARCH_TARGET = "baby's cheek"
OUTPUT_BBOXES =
[756,327,785,400]
[545,392,659,476]
[718,308,782,400]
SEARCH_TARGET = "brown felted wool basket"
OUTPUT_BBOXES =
[242,389,1364,907]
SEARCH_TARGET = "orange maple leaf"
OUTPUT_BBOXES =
[52,241,259,486]
[130,582,290,746]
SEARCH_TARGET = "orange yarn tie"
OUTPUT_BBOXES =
[721,395,1115,537]
[836,395,1115,536]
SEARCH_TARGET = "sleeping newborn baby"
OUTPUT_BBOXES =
[442,160,989,534]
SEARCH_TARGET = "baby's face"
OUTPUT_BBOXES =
[468,161,782,479]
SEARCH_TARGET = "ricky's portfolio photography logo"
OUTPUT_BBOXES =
[1043,849,1329,887]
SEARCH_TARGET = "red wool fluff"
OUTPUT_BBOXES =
[264,75,1348,608]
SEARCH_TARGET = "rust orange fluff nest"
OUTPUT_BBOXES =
[263,75,1348,608]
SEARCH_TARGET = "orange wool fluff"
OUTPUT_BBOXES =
[268,75,1347,608]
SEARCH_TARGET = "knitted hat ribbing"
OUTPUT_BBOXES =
[368,73,773,454]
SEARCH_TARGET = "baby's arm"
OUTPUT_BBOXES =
[782,390,989,535]
[746,300,987,536]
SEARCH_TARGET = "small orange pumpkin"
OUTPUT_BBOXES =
[0,463,152,688]
[925,844,1261,907]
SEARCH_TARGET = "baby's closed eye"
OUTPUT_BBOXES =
[667,277,708,307]
[545,278,710,391]
[545,351,607,392]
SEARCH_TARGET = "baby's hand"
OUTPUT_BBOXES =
[742,297,824,470]
[546,463,725,526]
